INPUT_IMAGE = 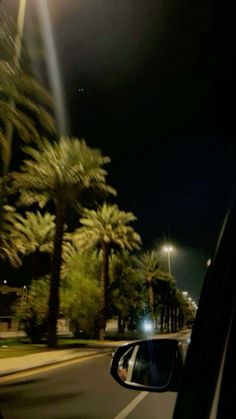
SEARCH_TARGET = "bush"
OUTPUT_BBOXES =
[61,251,101,338]
[13,277,49,343]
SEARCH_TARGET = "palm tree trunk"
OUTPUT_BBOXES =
[160,305,164,333]
[147,277,154,318]
[32,249,40,280]
[166,299,170,333]
[171,303,175,332]
[99,243,110,339]
[178,309,184,329]
[160,291,165,333]
[0,143,11,233]
[174,307,178,331]
[47,202,65,348]
[1,120,13,177]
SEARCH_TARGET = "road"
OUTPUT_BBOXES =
[0,352,177,419]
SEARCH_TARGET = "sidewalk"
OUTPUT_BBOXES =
[0,346,115,379]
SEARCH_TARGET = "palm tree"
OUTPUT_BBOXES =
[169,288,187,332]
[136,251,173,329]
[0,13,55,175]
[0,59,55,176]
[154,274,176,333]
[109,251,145,333]
[9,137,116,347]
[10,210,55,278]
[72,203,141,339]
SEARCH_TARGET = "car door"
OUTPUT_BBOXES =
[173,191,236,419]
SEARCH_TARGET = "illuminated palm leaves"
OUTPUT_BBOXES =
[0,13,55,174]
[10,137,116,208]
[0,13,15,60]
[73,203,141,253]
[10,211,55,256]
[0,205,22,267]
[136,251,170,282]
[8,137,115,347]
[0,207,55,267]
[0,61,55,143]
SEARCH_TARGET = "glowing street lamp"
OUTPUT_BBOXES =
[163,245,173,275]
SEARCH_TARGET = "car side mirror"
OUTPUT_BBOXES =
[110,339,184,392]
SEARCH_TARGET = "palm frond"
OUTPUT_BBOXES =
[8,137,116,209]
[0,205,23,266]
[9,210,55,255]
[136,250,172,282]
[73,203,141,253]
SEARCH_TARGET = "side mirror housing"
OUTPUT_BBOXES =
[110,339,184,392]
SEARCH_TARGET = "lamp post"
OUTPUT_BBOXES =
[14,0,27,68]
[163,245,173,275]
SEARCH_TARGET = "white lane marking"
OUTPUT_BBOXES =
[113,391,149,419]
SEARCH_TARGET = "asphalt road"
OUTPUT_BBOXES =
[0,352,177,419]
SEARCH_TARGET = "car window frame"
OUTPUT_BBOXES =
[173,189,236,419]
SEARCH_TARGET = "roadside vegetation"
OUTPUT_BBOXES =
[0,12,196,349]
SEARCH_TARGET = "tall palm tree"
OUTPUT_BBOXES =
[72,203,141,339]
[136,251,171,321]
[0,59,55,176]
[9,137,116,347]
[0,13,55,177]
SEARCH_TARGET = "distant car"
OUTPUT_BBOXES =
[110,191,236,419]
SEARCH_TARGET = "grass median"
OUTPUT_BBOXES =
[0,339,47,359]
[0,331,150,359]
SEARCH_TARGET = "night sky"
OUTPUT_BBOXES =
[2,0,236,300]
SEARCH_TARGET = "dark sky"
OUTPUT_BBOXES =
[2,0,236,300]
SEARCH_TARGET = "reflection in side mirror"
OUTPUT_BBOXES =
[110,339,184,392]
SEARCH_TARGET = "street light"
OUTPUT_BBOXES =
[163,245,173,275]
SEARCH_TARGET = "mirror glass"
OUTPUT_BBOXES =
[117,340,177,388]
